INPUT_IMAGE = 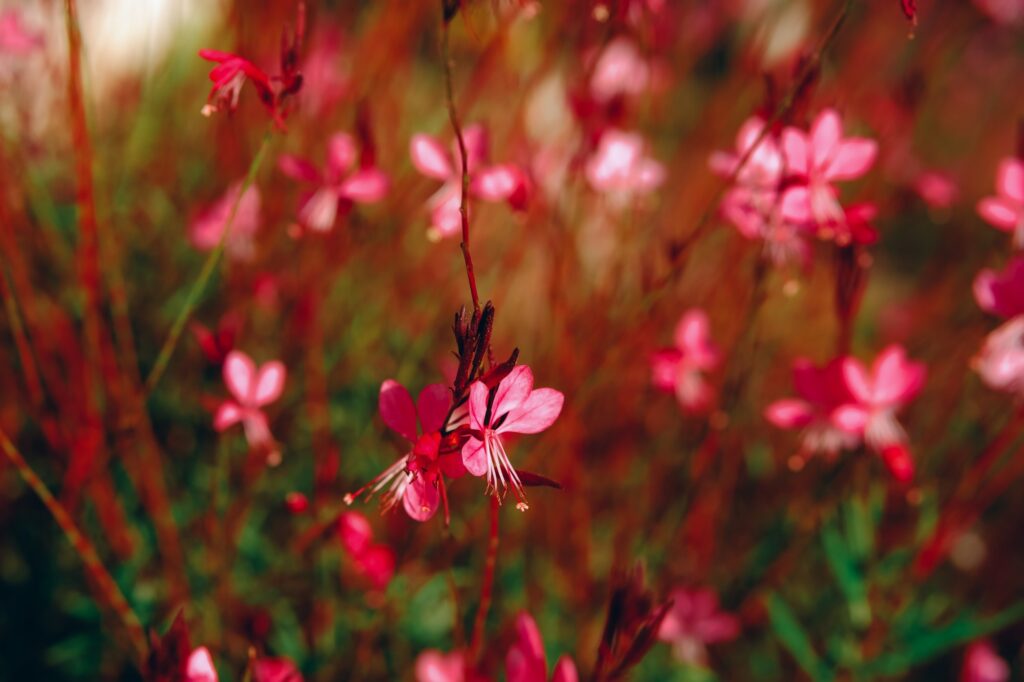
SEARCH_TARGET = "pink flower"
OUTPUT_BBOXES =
[346,380,461,522]
[213,350,286,463]
[198,49,275,120]
[585,129,665,197]
[974,257,1024,318]
[589,37,649,102]
[297,30,349,116]
[657,587,740,666]
[709,117,784,193]
[765,358,860,459]
[186,647,218,682]
[461,366,565,510]
[834,345,926,482]
[190,182,261,260]
[978,158,1024,247]
[974,316,1024,396]
[338,512,395,590]
[780,109,878,228]
[410,125,528,240]
[961,641,1009,682]
[651,310,719,412]
[914,170,958,209]
[506,613,578,682]
[0,10,43,55]
[253,657,303,682]
[279,133,388,233]
[415,650,472,682]
[973,0,1024,24]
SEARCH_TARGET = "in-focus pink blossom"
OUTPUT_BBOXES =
[585,128,665,197]
[974,316,1024,396]
[765,357,860,459]
[657,587,740,666]
[461,366,565,510]
[190,182,261,260]
[279,133,388,233]
[961,641,1009,682]
[186,646,218,682]
[977,158,1024,247]
[253,657,303,682]
[780,108,878,231]
[0,10,43,55]
[506,612,578,682]
[651,309,719,412]
[974,257,1024,318]
[589,37,650,103]
[213,350,286,463]
[834,345,926,482]
[410,125,528,240]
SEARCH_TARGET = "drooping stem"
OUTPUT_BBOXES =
[0,428,147,663]
[145,133,271,394]
[441,8,481,313]
[470,495,500,662]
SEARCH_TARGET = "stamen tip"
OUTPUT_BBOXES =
[515,502,529,512]
[343,493,355,506]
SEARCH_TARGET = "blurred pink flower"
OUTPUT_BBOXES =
[298,30,349,116]
[0,9,43,55]
[658,587,740,666]
[198,49,275,120]
[961,641,1009,682]
[415,650,471,682]
[975,316,1024,396]
[651,309,719,413]
[190,182,261,260]
[461,365,565,510]
[780,108,878,228]
[973,0,1024,24]
[279,132,388,233]
[709,116,784,192]
[914,170,958,209]
[507,612,578,682]
[338,512,395,589]
[191,312,242,366]
[765,357,860,459]
[253,657,303,682]
[585,129,665,196]
[186,647,218,682]
[213,350,286,462]
[978,158,1024,247]
[410,125,528,240]
[974,257,1024,318]
[834,345,926,482]
[590,37,649,102]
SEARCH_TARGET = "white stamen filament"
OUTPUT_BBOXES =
[344,455,411,512]
[483,430,529,511]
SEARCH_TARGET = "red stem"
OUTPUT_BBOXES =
[470,495,500,661]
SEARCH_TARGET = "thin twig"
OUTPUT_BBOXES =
[470,495,500,662]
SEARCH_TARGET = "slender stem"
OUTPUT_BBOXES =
[470,495,500,662]
[145,134,271,394]
[0,428,147,663]
[441,13,481,313]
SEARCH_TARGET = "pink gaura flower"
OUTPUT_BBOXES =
[186,647,218,682]
[279,132,388,233]
[213,350,286,464]
[765,357,860,459]
[978,157,1024,247]
[962,641,1009,682]
[651,309,719,413]
[507,612,578,682]
[415,650,482,682]
[190,182,261,260]
[974,316,1024,396]
[913,170,958,209]
[657,587,740,667]
[834,345,926,482]
[461,366,565,510]
[0,9,43,55]
[410,124,528,240]
[198,49,276,120]
[974,257,1024,318]
[338,511,395,590]
[780,108,878,228]
[346,380,463,522]
[585,128,665,197]
[253,657,303,682]
[589,37,649,103]
[709,116,784,192]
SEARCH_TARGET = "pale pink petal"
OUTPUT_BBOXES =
[380,379,419,442]
[415,650,465,682]
[214,401,243,431]
[697,612,741,644]
[467,380,490,431]
[492,365,535,420]
[826,139,877,181]
[675,309,718,367]
[429,185,463,239]
[779,186,813,224]
[223,350,256,403]
[298,187,340,232]
[635,158,667,191]
[277,154,322,184]
[997,159,1024,203]
[253,361,286,406]
[471,164,521,201]
[841,358,873,403]
[403,475,440,522]
[326,133,358,183]
[411,134,454,180]
[338,511,373,555]
[781,128,810,176]
[186,647,219,682]
[461,436,487,477]
[500,388,564,435]
[872,345,925,405]
[417,384,451,434]
[962,641,1009,682]
[506,613,547,682]
[708,151,737,177]
[978,197,1021,230]
[974,270,999,314]
[764,399,814,429]
[810,109,842,170]
[552,657,578,682]
[832,404,870,434]
[462,124,489,172]
[338,168,389,202]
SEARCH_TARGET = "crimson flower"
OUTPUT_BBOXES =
[338,511,395,590]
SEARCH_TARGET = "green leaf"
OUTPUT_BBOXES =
[765,592,834,682]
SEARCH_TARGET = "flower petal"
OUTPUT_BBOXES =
[552,657,579,682]
[380,379,418,441]
[810,109,842,170]
[186,647,219,682]
[500,387,564,435]
[978,197,1020,230]
[832,404,870,434]
[493,365,535,420]
[326,133,357,182]
[826,139,877,181]
[339,168,389,203]
[253,361,286,406]
[506,613,547,682]
[403,475,440,522]
[764,399,814,429]
[223,350,256,403]
[417,383,451,434]
[277,154,322,184]
[461,436,487,477]
[471,164,522,201]
[997,158,1024,203]
[410,134,453,180]
[841,357,873,404]
[781,128,809,176]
